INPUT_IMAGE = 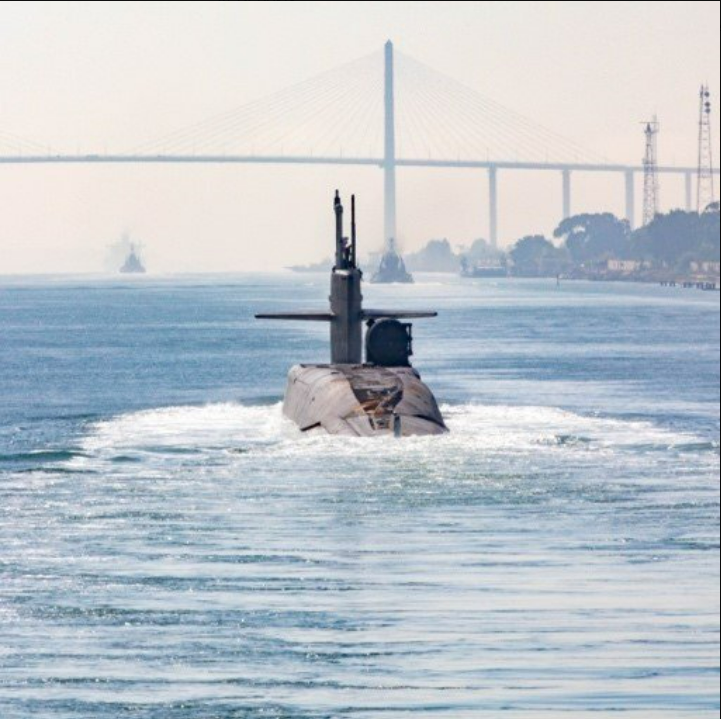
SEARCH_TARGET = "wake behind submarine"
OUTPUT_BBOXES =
[256,192,448,437]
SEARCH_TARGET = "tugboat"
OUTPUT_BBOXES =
[120,243,146,274]
[371,238,414,284]
[256,192,447,437]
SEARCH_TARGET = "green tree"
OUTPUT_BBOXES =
[699,204,720,262]
[630,211,704,266]
[465,238,502,263]
[405,239,459,272]
[510,235,567,277]
[553,213,631,265]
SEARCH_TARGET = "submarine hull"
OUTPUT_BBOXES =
[283,365,448,437]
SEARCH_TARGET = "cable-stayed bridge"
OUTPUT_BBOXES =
[1,42,716,246]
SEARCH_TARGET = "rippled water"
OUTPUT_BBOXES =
[0,274,719,718]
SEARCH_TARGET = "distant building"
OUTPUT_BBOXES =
[607,259,645,273]
[690,261,721,276]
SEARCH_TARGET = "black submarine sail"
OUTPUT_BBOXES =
[256,192,447,437]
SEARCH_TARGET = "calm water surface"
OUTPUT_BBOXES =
[0,274,719,718]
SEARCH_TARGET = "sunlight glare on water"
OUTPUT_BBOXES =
[0,274,718,718]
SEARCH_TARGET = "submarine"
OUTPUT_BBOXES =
[256,192,447,437]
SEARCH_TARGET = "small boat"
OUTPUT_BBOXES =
[372,238,414,284]
[120,244,146,274]
[460,257,507,278]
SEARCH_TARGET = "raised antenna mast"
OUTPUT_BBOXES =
[697,85,715,212]
[642,117,660,226]
[334,190,344,269]
[351,195,357,267]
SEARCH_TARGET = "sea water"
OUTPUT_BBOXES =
[0,274,718,718]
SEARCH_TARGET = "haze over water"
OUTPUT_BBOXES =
[0,274,718,718]
[1,1,719,273]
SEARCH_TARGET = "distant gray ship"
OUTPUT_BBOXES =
[257,192,447,437]
[371,238,414,284]
[460,257,507,278]
[120,244,146,274]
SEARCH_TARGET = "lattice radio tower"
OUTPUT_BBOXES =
[642,117,660,226]
[697,86,715,213]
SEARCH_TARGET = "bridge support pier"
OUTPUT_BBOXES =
[384,40,398,247]
[685,172,694,212]
[625,170,636,230]
[562,169,572,219]
[489,166,498,248]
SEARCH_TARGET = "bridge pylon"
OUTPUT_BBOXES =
[384,40,398,250]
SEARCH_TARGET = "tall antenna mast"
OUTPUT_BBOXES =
[697,85,715,213]
[642,117,660,226]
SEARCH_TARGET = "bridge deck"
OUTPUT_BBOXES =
[0,154,712,175]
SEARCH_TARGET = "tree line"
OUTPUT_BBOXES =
[508,203,720,277]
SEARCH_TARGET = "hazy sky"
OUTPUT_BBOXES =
[1,1,719,273]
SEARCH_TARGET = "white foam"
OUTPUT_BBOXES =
[442,403,703,451]
[80,402,291,455]
[72,401,711,473]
